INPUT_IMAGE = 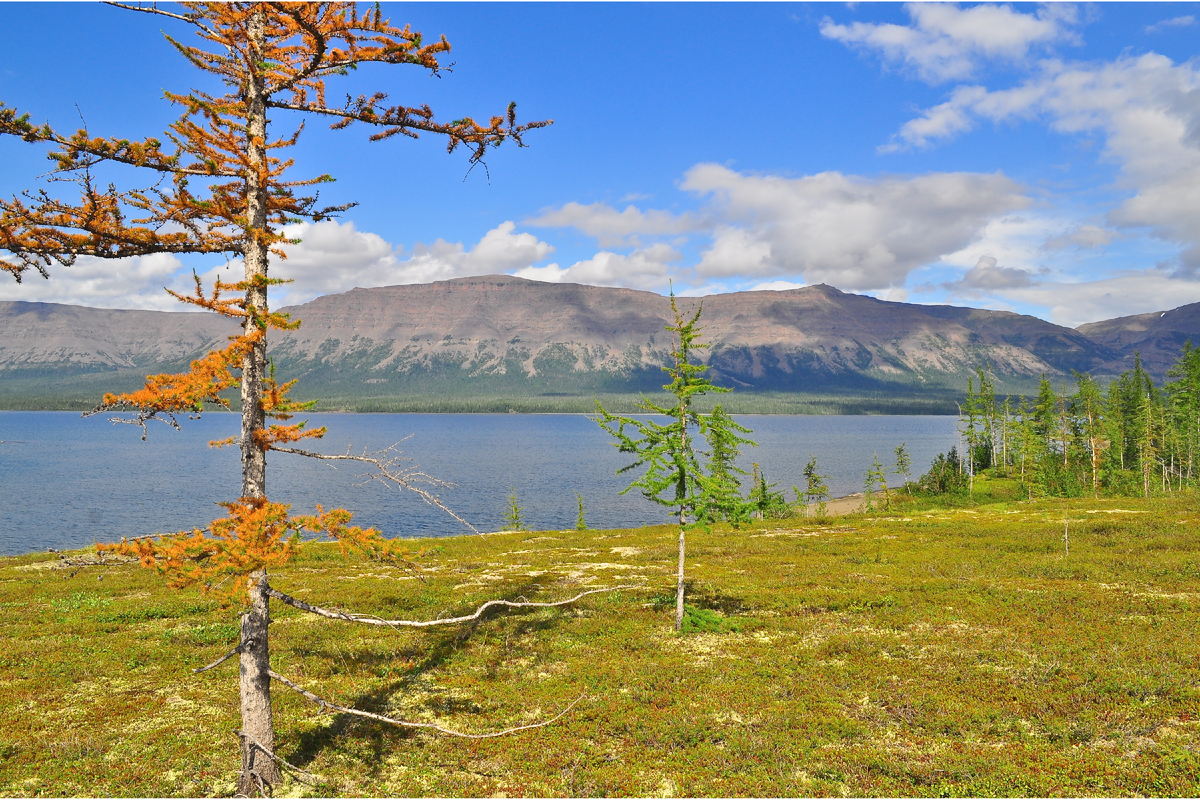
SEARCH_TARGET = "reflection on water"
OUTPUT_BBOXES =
[0,411,958,555]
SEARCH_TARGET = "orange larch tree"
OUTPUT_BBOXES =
[0,3,619,795]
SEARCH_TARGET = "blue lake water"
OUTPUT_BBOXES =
[0,411,959,556]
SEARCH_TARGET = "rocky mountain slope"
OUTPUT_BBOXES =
[0,275,1175,408]
[264,276,1124,396]
[1076,302,1200,376]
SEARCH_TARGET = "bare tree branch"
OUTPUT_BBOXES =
[194,640,250,674]
[266,585,637,629]
[103,2,220,37]
[269,669,585,740]
[271,442,479,533]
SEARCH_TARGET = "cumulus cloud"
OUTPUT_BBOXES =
[820,2,1078,83]
[525,201,702,248]
[886,54,1200,273]
[680,163,1029,290]
[269,220,554,305]
[1145,15,1195,34]
[0,252,196,311]
[1,220,560,310]
[943,254,1036,296]
[515,243,680,290]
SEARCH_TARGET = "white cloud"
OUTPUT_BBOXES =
[525,201,701,248]
[943,254,1036,295]
[750,279,806,292]
[680,163,1029,290]
[888,53,1200,272]
[515,243,679,290]
[820,2,1078,84]
[1145,15,1195,34]
[0,252,195,310]
[1,220,560,310]
[997,269,1200,327]
[269,220,554,305]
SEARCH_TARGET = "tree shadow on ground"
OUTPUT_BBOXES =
[651,580,752,615]
[278,575,592,773]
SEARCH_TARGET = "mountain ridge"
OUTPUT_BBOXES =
[0,275,1190,410]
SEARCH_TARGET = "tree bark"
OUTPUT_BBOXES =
[675,516,685,633]
[237,570,281,795]
[240,5,270,502]
[236,10,278,796]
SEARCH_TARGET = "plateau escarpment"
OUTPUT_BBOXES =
[263,276,1121,397]
[0,275,1173,409]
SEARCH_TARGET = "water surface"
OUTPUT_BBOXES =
[0,411,958,555]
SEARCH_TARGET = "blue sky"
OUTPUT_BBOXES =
[2,2,1200,327]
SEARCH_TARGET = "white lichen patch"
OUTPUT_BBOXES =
[15,561,62,572]
[610,547,642,557]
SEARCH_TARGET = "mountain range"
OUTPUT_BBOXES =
[1,275,1195,411]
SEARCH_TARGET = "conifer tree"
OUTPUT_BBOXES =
[595,292,753,631]
[802,456,830,517]
[1073,372,1107,498]
[893,442,912,490]
[575,491,588,531]
[0,5,610,794]
[696,404,754,525]
[748,464,790,520]
[503,486,527,531]
[1165,341,1200,486]
[865,452,888,510]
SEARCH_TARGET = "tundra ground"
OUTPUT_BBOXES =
[1,483,1198,796]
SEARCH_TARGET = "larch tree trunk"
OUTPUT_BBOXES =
[237,570,281,795]
[675,517,686,632]
[236,9,280,794]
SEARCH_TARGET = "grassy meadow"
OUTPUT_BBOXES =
[2,482,1199,797]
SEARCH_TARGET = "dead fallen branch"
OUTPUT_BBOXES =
[265,585,637,629]
[269,669,585,739]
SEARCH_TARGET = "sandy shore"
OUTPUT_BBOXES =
[801,492,892,517]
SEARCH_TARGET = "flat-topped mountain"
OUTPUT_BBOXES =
[0,275,1176,409]
[267,276,1120,395]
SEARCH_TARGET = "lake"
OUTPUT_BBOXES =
[0,411,960,555]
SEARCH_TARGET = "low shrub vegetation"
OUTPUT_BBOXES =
[2,491,1199,796]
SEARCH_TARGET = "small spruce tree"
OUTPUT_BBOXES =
[695,404,755,525]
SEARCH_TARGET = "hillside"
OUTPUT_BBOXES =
[0,275,1165,410]
[267,277,1122,398]
[1076,301,1200,376]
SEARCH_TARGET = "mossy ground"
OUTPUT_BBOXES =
[2,483,1199,796]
